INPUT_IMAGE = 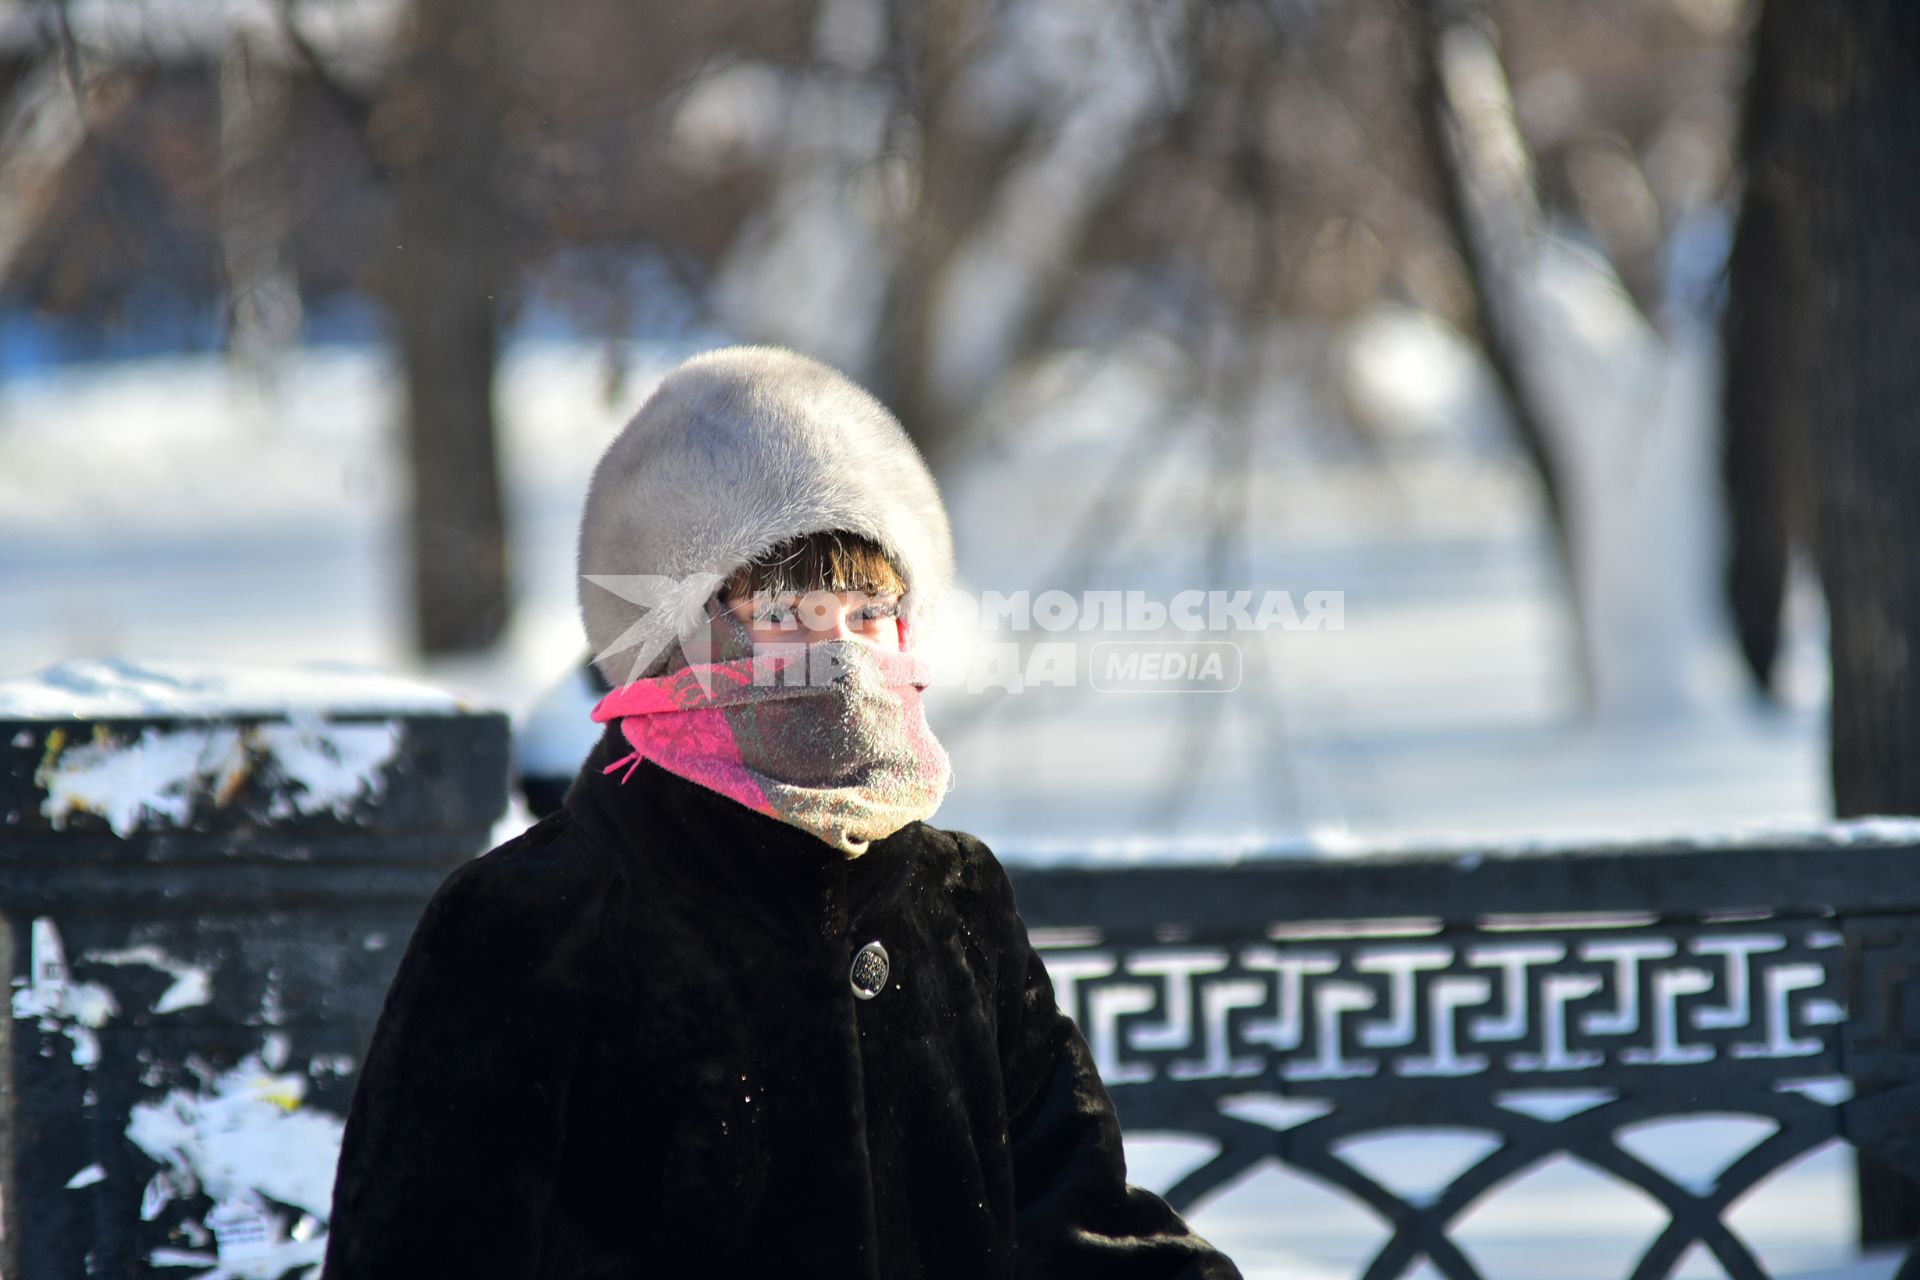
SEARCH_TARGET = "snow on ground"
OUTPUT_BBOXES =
[0,337,1852,1276]
[0,656,467,719]
[928,335,1830,851]
[0,336,1831,846]
[1130,1121,1888,1280]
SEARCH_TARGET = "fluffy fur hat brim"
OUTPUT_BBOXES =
[576,346,955,687]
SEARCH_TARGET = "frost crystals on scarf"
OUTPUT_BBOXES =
[589,601,953,856]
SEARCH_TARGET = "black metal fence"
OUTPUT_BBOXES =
[1005,830,1920,1280]
[10,673,1918,1279]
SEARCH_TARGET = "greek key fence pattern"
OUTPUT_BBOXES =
[1037,923,1846,1090]
[1007,840,1920,1280]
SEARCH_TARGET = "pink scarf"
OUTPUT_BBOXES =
[589,603,953,855]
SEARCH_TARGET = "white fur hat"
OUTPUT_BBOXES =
[577,346,955,686]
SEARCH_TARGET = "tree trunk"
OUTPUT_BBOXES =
[1732,0,1920,1245]
[1718,0,1805,699]
[379,0,515,657]
[392,245,510,656]
[219,31,301,375]
[1785,4,1920,819]
[1414,0,1590,710]
[867,0,1002,472]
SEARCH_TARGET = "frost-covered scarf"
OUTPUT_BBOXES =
[589,600,953,856]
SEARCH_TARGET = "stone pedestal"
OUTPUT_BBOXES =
[0,659,510,1279]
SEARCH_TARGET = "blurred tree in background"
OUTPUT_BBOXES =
[0,0,814,655]
[10,0,1920,1233]
[0,0,1756,709]
[1720,0,1920,1242]
[289,0,815,653]
[2,0,1900,787]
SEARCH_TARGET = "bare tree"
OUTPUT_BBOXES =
[371,0,518,655]
[1719,0,1806,697]
[1723,0,1920,1242]
[1413,0,1586,703]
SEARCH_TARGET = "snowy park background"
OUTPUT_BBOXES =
[0,298,1866,1280]
[0,324,1830,849]
[2,0,1907,1275]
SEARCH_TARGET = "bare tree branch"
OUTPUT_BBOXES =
[1411,0,1592,709]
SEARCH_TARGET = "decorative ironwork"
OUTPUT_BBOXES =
[1039,922,1846,1090]
[1005,833,1920,1280]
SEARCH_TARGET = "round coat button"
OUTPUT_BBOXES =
[849,941,890,1000]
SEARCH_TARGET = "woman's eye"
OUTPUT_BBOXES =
[856,599,901,622]
[753,602,797,624]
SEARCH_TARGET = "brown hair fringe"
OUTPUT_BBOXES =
[720,530,907,603]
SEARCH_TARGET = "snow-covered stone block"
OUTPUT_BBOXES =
[0,656,509,1277]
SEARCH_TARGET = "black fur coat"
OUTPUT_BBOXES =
[322,724,1243,1279]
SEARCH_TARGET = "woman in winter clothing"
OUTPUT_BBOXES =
[321,347,1243,1279]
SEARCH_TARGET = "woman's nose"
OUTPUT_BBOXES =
[823,610,856,641]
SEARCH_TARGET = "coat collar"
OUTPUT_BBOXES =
[562,722,930,941]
